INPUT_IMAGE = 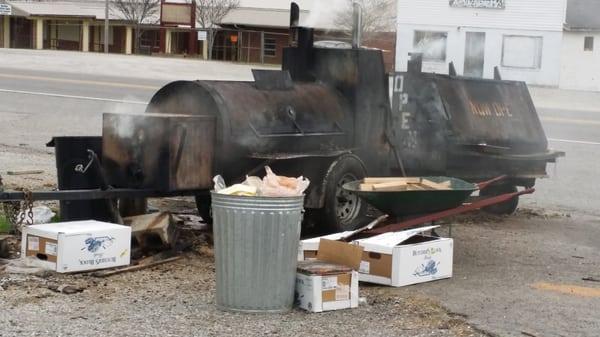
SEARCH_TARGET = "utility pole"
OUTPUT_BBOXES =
[104,0,109,53]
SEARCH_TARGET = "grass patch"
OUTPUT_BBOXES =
[0,214,11,233]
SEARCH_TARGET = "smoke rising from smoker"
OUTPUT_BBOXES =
[303,0,347,32]
[104,96,148,140]
[413,35,447,61]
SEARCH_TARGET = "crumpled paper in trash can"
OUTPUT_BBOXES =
[214,166,310,197]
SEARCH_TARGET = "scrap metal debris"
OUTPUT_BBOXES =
[582,277,600,283]
[47,284,85,295]
[6,170,44,176]
[91,255,182,278]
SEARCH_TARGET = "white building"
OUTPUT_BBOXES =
[560,0,600,91]
[396,0,567,86]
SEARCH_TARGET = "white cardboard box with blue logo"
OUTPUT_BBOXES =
[354,226,453,287]
[21,220,131,273]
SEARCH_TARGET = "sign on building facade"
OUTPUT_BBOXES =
[0,4,12,15]
[449,0,505,9]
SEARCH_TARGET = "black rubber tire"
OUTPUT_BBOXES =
[323,155,369,232]
[195,194,213,224]
[480,184,519,215]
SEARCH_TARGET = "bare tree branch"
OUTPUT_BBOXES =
[194,0,240,59]
[334,0,396,38]
[111,0,160,53]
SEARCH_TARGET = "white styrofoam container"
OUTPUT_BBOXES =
[354,226,453,287]
[21,220,131,273]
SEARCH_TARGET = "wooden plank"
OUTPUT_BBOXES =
[363,177,421,184]
[406,184,427,191]
[359,183,374,191]
[372,181,409,191]
[420,179,452,190]
[6,170,44,176]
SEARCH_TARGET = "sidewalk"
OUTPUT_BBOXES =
[0,48,275,82]
[529,86,600,112]
[2,48,599,112]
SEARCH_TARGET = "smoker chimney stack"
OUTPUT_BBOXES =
[352,1,362,49]
[290,2,300,28]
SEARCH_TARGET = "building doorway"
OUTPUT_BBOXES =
[464,32,485,77]
[43,20,82,50]
[171,31,191,54]
[10,17,33,49]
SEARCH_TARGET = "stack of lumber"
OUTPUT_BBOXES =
[359,177,452,192]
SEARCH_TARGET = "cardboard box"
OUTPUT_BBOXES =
[298,231,355,261]
[354,226,453,287]
[21,220,131,273]
[298,215,389,261]
[295,239,362,313]
[295,262,359,313]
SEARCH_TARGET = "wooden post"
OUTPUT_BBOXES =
[188,0,197,55]
[2,17,9,48]
[260,31,264,64]
[165,28,171,54]
[125,26,132,54]
[35,18,43,49]
[82,20,90,52]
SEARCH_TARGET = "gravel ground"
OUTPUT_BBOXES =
[0,244,490,337]
[0,166,490,337]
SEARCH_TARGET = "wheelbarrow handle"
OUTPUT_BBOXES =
[477,175,508,190]
[367,187,535,235]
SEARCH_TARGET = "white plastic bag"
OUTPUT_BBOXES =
[17,206,55,226]
[259,166,310,197]
[243,176,263,189]
[213,175,227,192]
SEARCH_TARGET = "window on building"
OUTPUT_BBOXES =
[263,36,277,58]
[413,31,447,62]
[501,35,543,69]
[584,36,594,51]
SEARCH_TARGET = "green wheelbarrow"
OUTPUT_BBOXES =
[342,176,504,217]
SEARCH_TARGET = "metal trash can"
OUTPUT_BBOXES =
[211,192,304,313]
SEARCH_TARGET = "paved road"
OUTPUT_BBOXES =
[0,63,598,216]
[0,67,160,151]
[527,107,600,216]
[0,51,599,337]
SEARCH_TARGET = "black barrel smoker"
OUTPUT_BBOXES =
[100,3,561,232]
[0,3,557,232]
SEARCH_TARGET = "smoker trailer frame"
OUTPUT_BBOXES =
[0,3,563,232]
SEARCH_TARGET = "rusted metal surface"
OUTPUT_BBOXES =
[145,79,352,187]
[389,58,563,183]
[102,113,215,191]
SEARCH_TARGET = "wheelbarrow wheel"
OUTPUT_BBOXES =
[323,155,368,232]
[195,194,213,225]
[480,184,519,215]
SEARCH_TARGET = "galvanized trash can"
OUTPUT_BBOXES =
[211,192,304,313]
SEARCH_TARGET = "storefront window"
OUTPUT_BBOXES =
[413,31,447,62]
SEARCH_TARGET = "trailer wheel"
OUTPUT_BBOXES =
[195,195,213,224]
[323,155,368,232]
[480,184,519,215]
